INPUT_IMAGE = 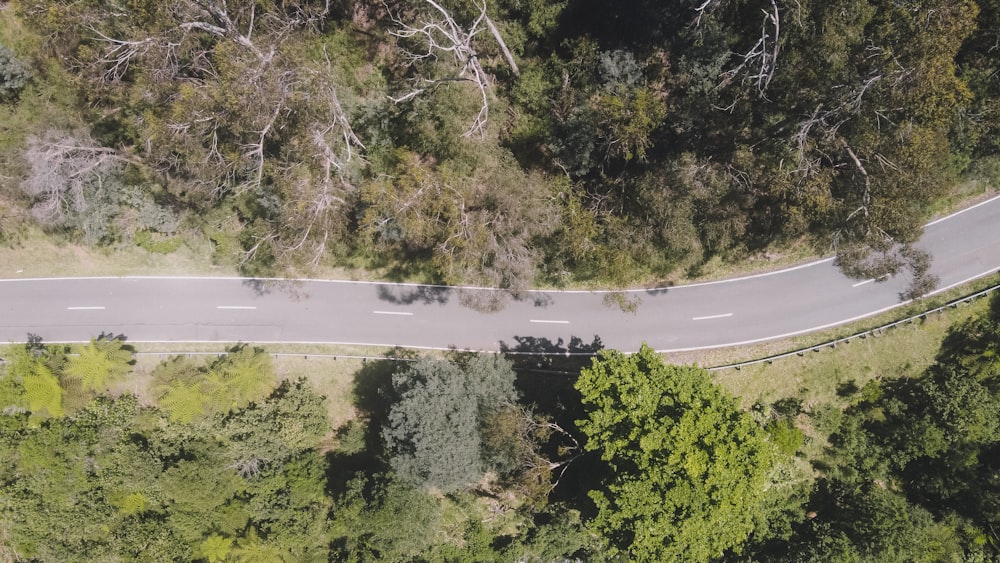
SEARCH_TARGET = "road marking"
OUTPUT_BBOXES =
[217,306,257,310]
[373,310,414,316]
[530,319,570,324]
[853,273,892,287]
[692,313,733,321]
[925,193,1000,226]
[67,306,105,310]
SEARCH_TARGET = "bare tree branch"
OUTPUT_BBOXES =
[386,0,510,137]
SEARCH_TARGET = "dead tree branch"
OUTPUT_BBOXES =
[719,0,780,97]
[387,0,515,137]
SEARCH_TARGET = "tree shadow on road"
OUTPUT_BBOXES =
[513,292,555,308]
[376,284,450,305]
[242,278,310,300]
[500,334,604,373]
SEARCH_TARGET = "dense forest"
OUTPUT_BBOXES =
[0,0,998,299]
[4,294,1000,560]
[3,0,1000,560]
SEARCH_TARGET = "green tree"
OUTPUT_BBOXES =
[198,535,233,562]
[64,336,133,393]
[576,345,777,561]
[206,345,277,413]
[0,43,30,101]
[329,475,442,561]
[153,356,210,423]
[383,355,518,491]
[6,346,64,423]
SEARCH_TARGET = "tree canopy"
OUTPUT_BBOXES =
[576,344,777,561]
[2,0,996,295]
[382,355,519,492]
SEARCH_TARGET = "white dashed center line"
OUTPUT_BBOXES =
[853,273,892,287]
[692,313,733,321]
[530,319,570,324]
[217,306,257,310]
[67,306,106,310]
[373,311,414,316]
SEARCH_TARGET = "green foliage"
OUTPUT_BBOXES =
[134,230,182,254]
[7,346,64,422]
[64,337,133,393]
[576,345,777,561]
[330,475,443,561]
[207,345,276,413]
[0,43,30,101]
[153,347,277,423]
[759,293,1000,558]
[768,419,806,456]
[159,379,209,424]
[198,534,233,562]
[383,355,519,491]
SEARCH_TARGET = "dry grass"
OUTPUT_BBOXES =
[0,227,234,278]
[709,301,979,410]
[122,344,403,428]
[667,273,1000,369]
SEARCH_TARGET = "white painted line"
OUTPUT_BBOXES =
[530,319,570,324]
[217,306,257,310]
[853,273,892,287]
[659,266,1000,353]
[925,193,1000,226]
[67,306,105,310]
[0,192,995,295]
[692,313,733,321]
[373,310,414,316]
[0,188,993,296]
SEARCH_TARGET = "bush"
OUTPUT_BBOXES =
[0,43,30,101]
[134,230,182,254]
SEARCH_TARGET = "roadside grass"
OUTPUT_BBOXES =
[0,227,234,278]
[666,272,1000,369]
[708,297,985,410]
[0,184,993,286]
[124,345,407,429]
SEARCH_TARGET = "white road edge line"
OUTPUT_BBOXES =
[67,306,105,310]
[658,266,1000,353]
[2,192,997,294]
[373,311,414,316]
[692,313,733,321]
[925,193,1000,226]
[217,306,257,310]
[15,268,1000,352]
[530,319,570,324]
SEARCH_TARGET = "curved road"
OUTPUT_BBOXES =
[3,196,1000,354]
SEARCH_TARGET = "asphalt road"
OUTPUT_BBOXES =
[2,195,1000,354]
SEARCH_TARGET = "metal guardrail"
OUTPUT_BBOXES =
[129,351,421,363]
[706,281,1000,372]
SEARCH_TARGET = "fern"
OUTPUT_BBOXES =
[115,492,148,516]
[158,380,208,424]
[198,535,233,563]
[21,362,65,420]
[64,338,133,393]
[209,346,275,412]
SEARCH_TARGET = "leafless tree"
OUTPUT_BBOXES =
[386,0,519,137]
[20,131,126,228]
[719,0,781,97]
[89,0,332,81]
